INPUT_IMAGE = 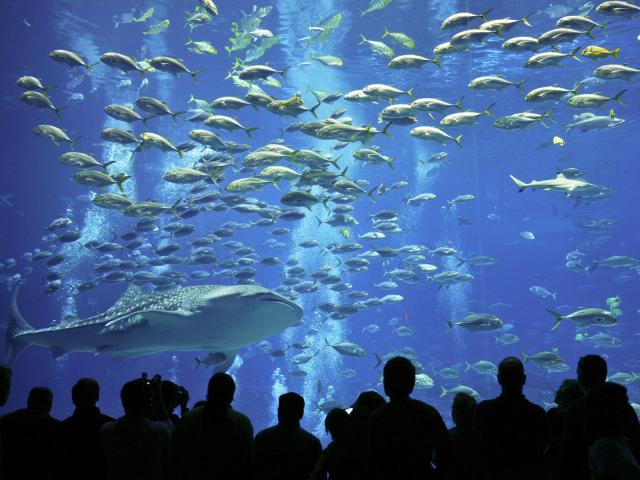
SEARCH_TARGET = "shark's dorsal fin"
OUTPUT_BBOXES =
[111,285,145,310]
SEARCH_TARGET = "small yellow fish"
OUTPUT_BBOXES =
[610,108,615,119]
[580,46,620,60]
[553,136,565,147]
[144,19,169,35]
[132,7,154,23]
[341,229,350,238]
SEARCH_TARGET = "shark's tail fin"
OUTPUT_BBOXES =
[5,282,34,366]
[509,174,527,192]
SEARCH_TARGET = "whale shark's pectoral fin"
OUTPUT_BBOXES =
[99,313,149,335]
[99,309,191,335]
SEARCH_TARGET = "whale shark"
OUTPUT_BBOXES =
[6,283,303,371]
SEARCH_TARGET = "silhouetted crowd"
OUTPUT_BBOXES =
[0,354,639,480]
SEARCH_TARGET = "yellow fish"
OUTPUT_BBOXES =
[610,108,615,119]
[144,19,169,35]
[341,229,350,238]
[580,46,620,60]
[553,136,565,147]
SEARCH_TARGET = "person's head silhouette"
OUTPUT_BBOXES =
[577,354,607,392]
[72,378,100,409]
[325,408,349,441]
[383,356,415,400]
[451,392,477,428]
[27,386,53,415]
[161,380,179,410]
[497,357,526,394]
[277,392,305,425]
[207,372,236,406]
[554,379,583,407]
[121,379,152,417]
[353,390,386,412]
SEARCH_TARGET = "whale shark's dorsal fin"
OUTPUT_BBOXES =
[111,285,145,309]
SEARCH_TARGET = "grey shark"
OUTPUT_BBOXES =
[509,172,593,193]
[6,283,303,371]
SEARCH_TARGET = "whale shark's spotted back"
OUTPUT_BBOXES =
[64,284,266,329]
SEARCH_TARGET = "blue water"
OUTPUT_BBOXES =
[1,0,639,440]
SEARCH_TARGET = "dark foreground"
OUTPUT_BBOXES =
[0,354,639,480]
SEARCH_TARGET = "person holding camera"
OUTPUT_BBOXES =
[150,380,190,426]
[100,374,173,480]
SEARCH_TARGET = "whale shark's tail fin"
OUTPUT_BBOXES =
[5,282,34,366]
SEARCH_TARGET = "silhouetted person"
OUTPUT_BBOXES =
[349,391,387,479]
[254,391,322,479]
[58,378,114,480]
[546,379,583,480]
[0,366,10,407]
[474,356,549,480]
[311,408,356,479]
[101,377,172,480]
[59,378,114,478]
[0,366,11,473]
[561,355,640,480]
[587,382,640,479]
[170,372,253,480]
[367,356,454,479]
[449,393,483,480]
[0,386,60,479]
[151,380,189,425]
